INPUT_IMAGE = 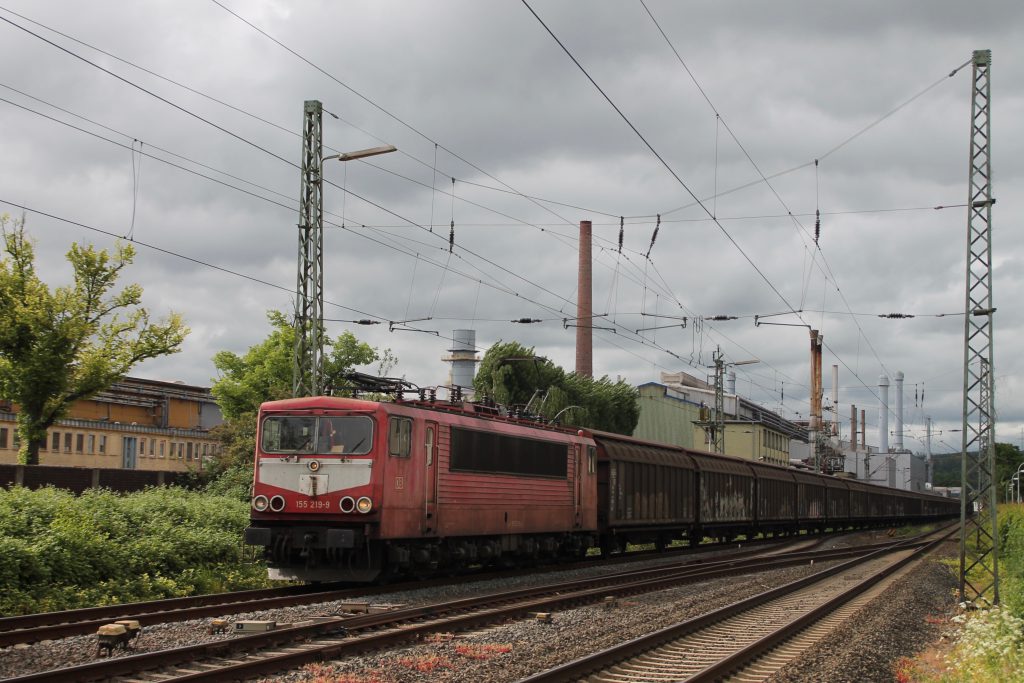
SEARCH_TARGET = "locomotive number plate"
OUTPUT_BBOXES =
[295,499,331,510]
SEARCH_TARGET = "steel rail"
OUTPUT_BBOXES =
[2,532,936,683]
[518,527,954,682]
[0,532,829,647]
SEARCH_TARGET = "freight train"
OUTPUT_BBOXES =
[243,394,959,582]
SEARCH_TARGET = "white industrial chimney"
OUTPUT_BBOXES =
[878,374,890,453]
[894,371,904,451]
[726,371,737,395]
[444,329,478,393]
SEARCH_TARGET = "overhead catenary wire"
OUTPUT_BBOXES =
[0,84,706,378]
[636,1,972,420]
[4,2,958,413]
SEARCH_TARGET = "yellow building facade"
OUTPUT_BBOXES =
[0,377,223,472]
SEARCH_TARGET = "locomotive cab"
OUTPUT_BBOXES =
[245,401,385,581]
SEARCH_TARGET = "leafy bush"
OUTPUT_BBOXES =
[0,485,271,615]
[927,504,1024,681]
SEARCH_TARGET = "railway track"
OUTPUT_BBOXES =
[0,533,827,648]
[520,526,954,682]
[1,531,935,683]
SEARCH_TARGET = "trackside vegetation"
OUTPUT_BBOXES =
[0,485,270,616]
[905,504,1024,681]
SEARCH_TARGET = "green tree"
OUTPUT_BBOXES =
[0,216,188,465]
[209,311,392,476]
[473,340,639,434]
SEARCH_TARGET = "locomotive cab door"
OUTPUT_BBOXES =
[573,444,582,527]
[424,421,438,533]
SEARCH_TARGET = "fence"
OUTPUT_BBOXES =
[0,464,192,494]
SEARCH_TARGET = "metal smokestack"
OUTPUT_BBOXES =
[878,374,890,453]
[926,416,933,486]
[832,364,839,436]
[444,329,479,394]
[860,409,866,450]
[894,371,904,451]
[727,370,737,395]
[851,404,858,451]
[576,220,593,378]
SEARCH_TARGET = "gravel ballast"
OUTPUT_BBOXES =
[0,531,954,682]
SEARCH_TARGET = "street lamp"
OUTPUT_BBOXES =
[322,144,397,164]
[1014,462,1024,503]
[292,97,398,398]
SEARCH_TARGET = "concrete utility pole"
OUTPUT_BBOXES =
[959,48,998,606]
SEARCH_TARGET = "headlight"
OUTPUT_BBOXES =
[308,460,321,472]
[339,496,355,513]
[356,496,373,514]
[252,495,269,512]
[269,495,286,512]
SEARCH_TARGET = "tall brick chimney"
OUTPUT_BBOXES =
[576,220,593,378]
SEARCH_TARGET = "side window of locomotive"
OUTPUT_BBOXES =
[262,416,317,453]
[388,417,412,457]
[588,446,596,474]
[320,416,373,455]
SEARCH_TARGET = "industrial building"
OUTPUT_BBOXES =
[0,377,223,472]
[633,371,805,467]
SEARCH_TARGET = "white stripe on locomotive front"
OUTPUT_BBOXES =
[258,460,372,494]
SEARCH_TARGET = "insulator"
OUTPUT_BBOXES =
[429,387,436,402]
[814,209,820,245]
[355,319,378,325]
[512,318,541,324]
[880,313,914,319]
[449,220,455,253]
[645,214,660,259]
[707,315,736,321]
[618,216,624,254]
[418,389,426,401]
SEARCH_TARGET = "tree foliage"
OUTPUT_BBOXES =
[208,311,392,477]
[931,443,1024,500]
[0,216,188,464]
[472,340,639,434]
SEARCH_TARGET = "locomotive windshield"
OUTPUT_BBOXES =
[261,415,374,455]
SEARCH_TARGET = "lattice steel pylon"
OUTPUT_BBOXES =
[959,49,998,606]
[293,100,324,397]
[712,348,725,454]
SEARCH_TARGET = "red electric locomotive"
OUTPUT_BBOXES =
[244,395,598,581]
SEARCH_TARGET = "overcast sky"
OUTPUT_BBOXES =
[1,1,1021,455]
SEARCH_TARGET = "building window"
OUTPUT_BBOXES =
[88,434,95,454]
[12,430,19,448]
[52,432,60,451]
[150,439,155,456]
[0,428,7,449]
[99,435,106,454]
[140,438,146,457]
[64,432,72,453]
[187,442,193,461]
[76,434,84,453]
[160,441,165,457]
